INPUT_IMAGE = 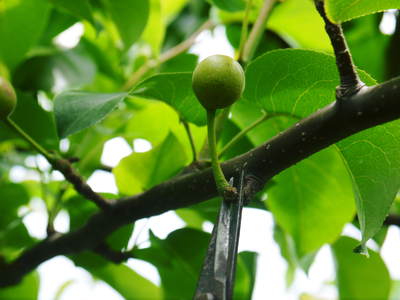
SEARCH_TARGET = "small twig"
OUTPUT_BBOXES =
[182,120,197,162]
[242,0,276,64]
[314,0,364,98]
[5,117,111,210]
[52,159,114,210]
[123,20,215,90]
[94,243,133,264]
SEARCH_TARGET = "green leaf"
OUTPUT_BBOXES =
[245,49,400,246]
[50,0,94,23]
[0,272,39,300]
[209,0,245,12]
[141,0,165,55]
[161,0,188,23]
[113,133,187,195]
[134,228,251,300]
[238,251,258,299]
[0,0,51,70]
[39,9,78,46]
[0,91,59,149]
[73,253,161,300]
[325,0,400,23]
[103,0,150,48]
[337,121,400,245]
[0,183,33,257]
[130,73,207,126]
[332,236,391,300]
[269,0,331,51]
[14,46,97,93]
[159,53,198,73]
[134,228,209,300]
[268,146,355,256]
[54,91,127,138]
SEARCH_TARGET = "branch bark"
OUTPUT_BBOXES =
[1,76,400,287]
[314,0,364,98]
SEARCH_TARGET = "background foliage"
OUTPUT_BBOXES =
[1,0,400,299]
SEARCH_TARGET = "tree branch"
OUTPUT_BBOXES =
[52,158,114,209]
[1,76,400,287]
[314,0,364,98]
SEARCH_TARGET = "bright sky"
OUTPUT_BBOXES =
[11,11,400,300]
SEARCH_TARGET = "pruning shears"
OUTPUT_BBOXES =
[194,167,246,300]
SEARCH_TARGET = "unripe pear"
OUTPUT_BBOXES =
[192,55,245,110]
[0,77,16,119]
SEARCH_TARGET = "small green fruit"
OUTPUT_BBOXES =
[0,77,16,119]
[192,55,245,110]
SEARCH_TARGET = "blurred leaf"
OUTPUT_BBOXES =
[134,228,251,300]
[273,224,296,286]
[209,0,245,12]
[14,46,97,93]
[80,37,123,81]
[218,0,331,51]
[39,9,78,46]
[133,229,208,300]
[54,91,127,138]
[142,0,165,55]
[268,146,355,256]
[326,0,400,23]
[0,183,33,257]
[245,49,400,246]
[268,0,331,51]
[161,0,188,23]
[238,251,258,299]
[346,15,390,83]
[114,133,187,195]
[73,253,161,300]
[103,0,150,48]
[50,0,94,23]
[159,53,198,73]
[390,280,400,300]
[332,236,391,300]
[0,0,51,70]
[0,272,39,300]
[130,72,207,126]
[0,92,59,149]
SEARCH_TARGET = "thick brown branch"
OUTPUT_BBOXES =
[1,77,400,287]
[314,0,364,98]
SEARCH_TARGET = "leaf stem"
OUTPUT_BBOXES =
[237,0,253,63]
[242,0,276,64]
[207,110,230,194]
[219,112,269,158]
[5,117,55,162]
[182,120,197,162]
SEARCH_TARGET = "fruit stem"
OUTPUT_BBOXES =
[5,117,56,162]
[207,110,230,195]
